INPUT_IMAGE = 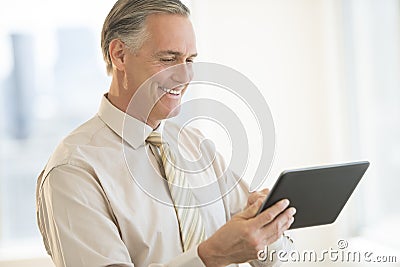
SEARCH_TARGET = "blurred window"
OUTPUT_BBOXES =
[0,0,114,257]
[342,0,400,250]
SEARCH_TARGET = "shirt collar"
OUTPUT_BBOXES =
[153,118,165,134]
[97,94,164,149]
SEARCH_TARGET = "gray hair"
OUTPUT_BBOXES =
[101,0,190,75]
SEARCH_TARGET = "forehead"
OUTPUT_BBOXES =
[143,13,197,55]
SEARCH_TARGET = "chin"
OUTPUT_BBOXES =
[153,102,182,120]
[169,106,182,118]
[165,105,182,119]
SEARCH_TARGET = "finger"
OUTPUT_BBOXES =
[254,199,290,227]
[261,207,296,243]
[247,193,261,207]
[247,188,270,206]
[241,199,264,219]
[260,188,270,195]
[284,215,295,230]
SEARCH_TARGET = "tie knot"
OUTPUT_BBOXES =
[146,131,165,147]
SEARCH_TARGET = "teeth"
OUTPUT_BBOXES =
[160,87,180,95]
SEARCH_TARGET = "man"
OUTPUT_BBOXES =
[36,0,296,266]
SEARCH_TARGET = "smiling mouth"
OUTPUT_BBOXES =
[158,86,183,96]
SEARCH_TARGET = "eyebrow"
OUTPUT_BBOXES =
[155,50,198,58]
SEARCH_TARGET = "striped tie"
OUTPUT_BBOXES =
[146,131,206,251]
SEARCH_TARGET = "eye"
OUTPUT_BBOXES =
[160,58,175,62]
[186,58,194,63]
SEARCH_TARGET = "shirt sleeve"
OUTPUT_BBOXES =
[37,164,133,266]
[154,245,205,267]
[36,164,207,267]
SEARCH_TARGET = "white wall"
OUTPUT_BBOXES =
[190,1,346,265]
[190,1,400,266]
[191,0,338,174]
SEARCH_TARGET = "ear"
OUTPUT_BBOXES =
[109,39,126,72]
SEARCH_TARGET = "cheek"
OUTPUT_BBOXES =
[144,64,169,84]
[148,69,175,89]
[126,69,153,90]
[126,61,180,91]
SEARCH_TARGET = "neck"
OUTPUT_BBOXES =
[108,74,161,130]
[108,72,129,112]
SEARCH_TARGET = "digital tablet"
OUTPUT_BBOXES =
[256,161,370,229]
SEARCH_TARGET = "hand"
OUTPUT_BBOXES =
[198,198,296,267]
[246,188,270,208]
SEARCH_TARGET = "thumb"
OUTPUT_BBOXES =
[241,199,263,219]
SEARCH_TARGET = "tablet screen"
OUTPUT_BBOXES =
[257,161,369,229]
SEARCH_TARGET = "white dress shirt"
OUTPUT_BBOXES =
[36,95,293,267]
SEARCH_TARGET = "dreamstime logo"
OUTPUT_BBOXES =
[337,239,348,249]
[122,62,276,207]
[257,239,398,263]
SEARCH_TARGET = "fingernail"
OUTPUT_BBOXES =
[289,207,296,215]
[282,199,290,207]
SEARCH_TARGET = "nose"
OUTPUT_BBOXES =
[171,63,193,85]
